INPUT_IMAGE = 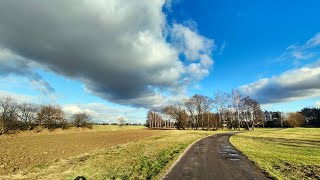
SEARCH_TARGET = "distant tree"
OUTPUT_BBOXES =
[117,116,125,126]
[213,90,231,129]
[72,112,92,128]
[17,103,38,130]
[146,110,163,128]
[0,96,18,134]
[162,105,187,129]
[242,97,263,130]
[301,108,320,127]
[231,89,242,130]
[185,98,197,129]
[286,112,305,127]
[185,94,213,130]
[36,105,65,129]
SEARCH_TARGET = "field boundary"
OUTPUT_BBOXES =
[161,134,214,179]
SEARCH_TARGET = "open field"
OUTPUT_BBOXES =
[0,125,154,177]
[230,128,320,180]
[0,125,226,179]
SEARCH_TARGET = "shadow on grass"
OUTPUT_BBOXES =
[273,161,320,179]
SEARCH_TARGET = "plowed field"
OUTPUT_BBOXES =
[0,126,159,176]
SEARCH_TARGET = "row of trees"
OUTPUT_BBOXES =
[147,90,264,130]
[147,90,320,130]
[146,111,175,128]
[0,96,92,135]
[263,108,320,128]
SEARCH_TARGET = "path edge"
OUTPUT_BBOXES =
[161,134,214,179]
[228,133,272,179]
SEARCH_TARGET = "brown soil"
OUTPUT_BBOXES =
[0,129,160,175]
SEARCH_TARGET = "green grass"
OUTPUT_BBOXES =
[6,129,227,180]
[230,128,320,180]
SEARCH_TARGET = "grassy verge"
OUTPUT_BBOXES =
[230,128,320,180]
[4,129,226,180]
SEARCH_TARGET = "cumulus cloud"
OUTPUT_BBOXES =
[239,65,320,104]
[62,103,146,123]
[0,0,214,108]
[315,101,320,108]
[170,24,214,80]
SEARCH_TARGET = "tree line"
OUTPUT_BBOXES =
[262,108,320,128]
[146,90,320,130]
[147,90,264,130]
[0,96,92,135]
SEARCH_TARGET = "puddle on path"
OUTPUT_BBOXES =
[220,144,241,161]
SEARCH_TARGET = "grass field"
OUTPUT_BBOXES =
[230,128,320,180]
[0,125,225,180]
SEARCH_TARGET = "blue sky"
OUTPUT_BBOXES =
[0,0,320,123]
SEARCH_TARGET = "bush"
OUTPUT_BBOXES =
[72,112,92,128]
[285,112,305,127]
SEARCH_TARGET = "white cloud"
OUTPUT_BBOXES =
[170,24,214,80]
[305,33,320,48]
[240,65,320,104]
[219,41,227,55]
[0,90,36,103]
[0,0,214,109]
[280,32,320,61]
[315,101,320,108]
[171,24,214,61]
[62,103,147,123]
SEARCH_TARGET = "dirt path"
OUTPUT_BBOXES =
[163,133,269,180]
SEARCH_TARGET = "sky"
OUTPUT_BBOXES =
[0,0,320,123]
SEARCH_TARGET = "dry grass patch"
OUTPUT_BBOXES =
[1,129,226,180]
[0,125,151,176]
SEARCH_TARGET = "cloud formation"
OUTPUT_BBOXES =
[62,103,146,123]
[239,65,320,104]
[280,32,320,61]
[0,90,35,103]
[241,32,320,105]
[0,0,214,108]
[0,49,55,94]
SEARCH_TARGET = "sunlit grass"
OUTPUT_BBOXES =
[230,128,320,180]
[3,129,227,180]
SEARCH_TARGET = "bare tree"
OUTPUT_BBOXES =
[185,98,197,129]
[286,112,305,127]
[231,89,241,130]
[17,103,38,130]
[213,90,231,129]
[72,112,92,128]
[162,105,187,129]
[242,97,259,130]
[36,105,65,129]
[188,94,213,130]
[117,116,125,126]
[0,96,18,134]
[147,110,164,128]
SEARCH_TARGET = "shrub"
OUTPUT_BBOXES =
[285,112,305,127]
